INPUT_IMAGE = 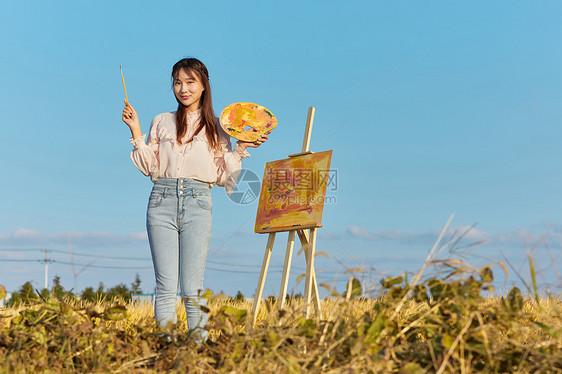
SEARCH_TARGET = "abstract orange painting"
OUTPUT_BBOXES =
[254,150,333,233]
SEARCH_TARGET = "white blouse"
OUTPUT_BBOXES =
[130,109,250,195]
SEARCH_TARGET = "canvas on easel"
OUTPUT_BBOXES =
[250,106,333,327]
[254,150,333,233]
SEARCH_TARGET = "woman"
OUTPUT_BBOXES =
[122,58,268,338]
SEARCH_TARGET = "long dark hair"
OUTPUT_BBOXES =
[172,58,219,150]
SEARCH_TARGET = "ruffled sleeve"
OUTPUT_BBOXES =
[130,114,162,179]
[214,123,251,195]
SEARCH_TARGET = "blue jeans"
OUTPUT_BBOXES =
[146,178,212,337]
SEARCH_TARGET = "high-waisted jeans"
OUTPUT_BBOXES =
[146,178,212,337]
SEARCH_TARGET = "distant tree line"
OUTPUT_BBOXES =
[8,273,143,305]
[5,275,365,306]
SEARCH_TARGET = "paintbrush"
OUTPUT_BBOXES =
[120,65,129,106]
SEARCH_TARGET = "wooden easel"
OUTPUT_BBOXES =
[250,107,323,327]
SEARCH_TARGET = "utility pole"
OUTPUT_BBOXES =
[68,234,77,290]
[39,249,54,289]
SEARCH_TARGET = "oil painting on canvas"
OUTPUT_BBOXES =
[254,150,333,233]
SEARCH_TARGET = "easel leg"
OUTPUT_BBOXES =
[250,232,276,327]
[278,230,296,309]
[304,228,318,319]
[297,230,322,317]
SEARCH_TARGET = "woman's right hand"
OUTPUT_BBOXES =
[122,100,142,139]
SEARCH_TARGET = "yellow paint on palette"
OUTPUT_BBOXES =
[220,102,277,142]
[234,106,257,121]
[254,150,333,233]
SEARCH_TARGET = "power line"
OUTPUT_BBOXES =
[0,249,304,271]
[207,259,303,271]
[50,249,150,261]
[55,261,153,270]
[206,266,273,274]
[0,248,47,252]
[0,248,350,277]
[0,257,151,270]
[0,248,150,261]
[0,255,346,274]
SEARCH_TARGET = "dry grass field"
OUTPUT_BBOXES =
[1,261,561,373]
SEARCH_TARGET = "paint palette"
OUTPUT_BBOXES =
[219,102,277,142]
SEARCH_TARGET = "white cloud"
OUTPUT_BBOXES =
[0,251,28,260]
[347,225,428,243]
[445,225,492,243]
[0,227,46,243]
[346,223,562,250]
[50,231,121,241]
[374,229,405,240]
[12,227,43,239]
[0,228,150,247]
[347,226,407,241]
[348,226,377,240]
[347,225,492,246]
[129,231,148,240]
[47,231,151,247]
[496,229,562,249]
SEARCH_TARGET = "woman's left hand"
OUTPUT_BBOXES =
[237,128,271,151]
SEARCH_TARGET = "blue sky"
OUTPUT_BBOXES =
[1,1,560,297]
